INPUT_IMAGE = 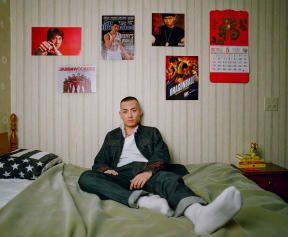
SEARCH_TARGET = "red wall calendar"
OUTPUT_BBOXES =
[210,10,249,83]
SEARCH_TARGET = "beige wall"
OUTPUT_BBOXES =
[10,0,288,168]
[0,0,10,133]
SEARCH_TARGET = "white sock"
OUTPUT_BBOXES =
[137,195,174,217]
[184,186,242,235]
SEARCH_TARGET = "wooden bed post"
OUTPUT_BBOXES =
[10,113,17,151]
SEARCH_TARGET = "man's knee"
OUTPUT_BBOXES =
[78,170,90,191]
[154,171,182,183]
[78,170,102,192]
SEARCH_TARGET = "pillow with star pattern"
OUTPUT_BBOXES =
[0,149,63,180]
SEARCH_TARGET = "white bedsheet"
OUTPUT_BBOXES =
[0,179,33,208]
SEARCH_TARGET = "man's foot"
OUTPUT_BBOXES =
[184,186,242,235]
[137,195,174,217]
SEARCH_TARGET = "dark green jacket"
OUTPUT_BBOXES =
[92,125,171,174]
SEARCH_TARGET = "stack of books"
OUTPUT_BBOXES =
[232,153,266,169]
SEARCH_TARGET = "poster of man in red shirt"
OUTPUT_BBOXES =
[31,27,81,56]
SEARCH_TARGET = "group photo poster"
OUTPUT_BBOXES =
[152,13,185,47]
[31,27,81,56]
[166,56,199,100]
[210,10,249,83]
[101,15,135,60]
[58,66,96,93]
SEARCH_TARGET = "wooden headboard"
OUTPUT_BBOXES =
[0,114,18,154]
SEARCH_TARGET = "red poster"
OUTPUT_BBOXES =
[31,27,81,56]
[152,13,185,47]
[210,10,249,83]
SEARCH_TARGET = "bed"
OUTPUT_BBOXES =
[0,114,287,237]
[0,114,34,208]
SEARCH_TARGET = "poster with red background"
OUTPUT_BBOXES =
[152,13,185,47]
[210,10,249,83]
[31,27,81,56]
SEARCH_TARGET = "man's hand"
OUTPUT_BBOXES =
[130,171,152,190]
[104,169,118,176]
[36,41,62,56]
[48,41,62,55]
[36,41,52,55]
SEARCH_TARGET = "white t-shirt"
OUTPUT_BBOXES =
[106,32,122,60]
[117,126,148,167]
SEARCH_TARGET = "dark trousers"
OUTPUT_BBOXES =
[78,162,202,211]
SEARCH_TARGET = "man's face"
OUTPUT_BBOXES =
[119,100,142,128]
[50,35,63,49]
[111,24,120,33]
[163,16,176,28]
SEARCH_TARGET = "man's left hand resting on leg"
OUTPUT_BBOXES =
[130,171,152,190]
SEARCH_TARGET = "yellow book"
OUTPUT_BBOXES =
[236,153,264,161]
[236,163,266,168]
[231,156,266,168]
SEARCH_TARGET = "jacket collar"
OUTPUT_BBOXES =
[120,123,140,137]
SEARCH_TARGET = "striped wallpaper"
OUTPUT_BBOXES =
[10,0,288,168]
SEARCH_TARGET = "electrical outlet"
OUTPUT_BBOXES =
[264,97,279,111]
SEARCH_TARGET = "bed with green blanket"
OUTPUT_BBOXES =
[0,162,287,237]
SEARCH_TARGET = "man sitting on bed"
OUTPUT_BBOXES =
[78,96,242,236]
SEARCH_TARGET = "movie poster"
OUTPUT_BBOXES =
[152,13,185,47]
[101,15,135,60]
[166,56,198,100]
[31,27,81,56]
[58,66,96,93]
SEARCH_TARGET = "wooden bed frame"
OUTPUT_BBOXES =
[0,114,17,154]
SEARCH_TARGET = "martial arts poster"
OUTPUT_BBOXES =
[152,13,185,47]
[210,10,249,83]
[58,66,96,93]
[31,27,81,56]
[166,56,199,100]
[101,15,135,60]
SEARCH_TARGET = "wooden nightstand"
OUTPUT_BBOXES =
[232,163,288,202]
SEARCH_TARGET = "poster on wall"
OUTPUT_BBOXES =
[31,27,81,56]
[166,56,198,100]
[101,15,135,60]
[152,13,185,47]
[210,10,249,83]
[57,66,96,93]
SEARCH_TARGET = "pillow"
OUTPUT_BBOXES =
[0,149,62,180]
